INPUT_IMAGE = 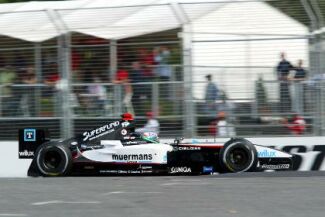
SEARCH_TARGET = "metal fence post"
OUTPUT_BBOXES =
[46,9,73,138]
[316,81,325,136]
[34,43,42,117]
[152,82,159,116]
[57,33,73,138]
[182,24,196,138]
[110,40,121,116]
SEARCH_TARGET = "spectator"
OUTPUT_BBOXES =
[0,65,16,116]
[13,53,27,69]
[71,50,81,71]
[276,52,293,113]
[129,61,146,115]
[154,46,172,99]
[281,112,306,135]
[291,59,308,114]
[293,59,307,81]
[136,111,160,135]
[21,67,37,116]
[44,71,60,87]
[216,111,236,137]
[114,67,134,114]
[138,48,155,81]
[43,70,60,116]
[205,74,219,115]
[208,111,236,137]
[87,76,107,115]
[154,46,172,80]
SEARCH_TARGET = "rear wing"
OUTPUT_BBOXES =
[18,118,136,159]
[18,129,50,159]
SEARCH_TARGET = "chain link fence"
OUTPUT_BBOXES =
[0,0,324,140]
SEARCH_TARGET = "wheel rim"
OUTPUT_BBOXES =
[226,147,251,171]
[43,150,62,170]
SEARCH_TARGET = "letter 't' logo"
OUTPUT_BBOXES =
[24,129,36,142]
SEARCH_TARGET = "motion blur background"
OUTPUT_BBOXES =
[0,0,324,139]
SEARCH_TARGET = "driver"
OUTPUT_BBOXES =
[141,132,159,143]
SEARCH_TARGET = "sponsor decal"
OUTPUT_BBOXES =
[100,170,118,174]
[82,121,120,141]
[261,164,290,170]
[123,136,136,140]
[280,145,325,171]
[130,170,141,174]
[121,122,130,128]
[19,150,34,157]
[163,154,167,162]
[24,129,36,142]
[121,129,128,135]
[203,166,214,173]
[254,144,325,171]
[258,150,276,158]
[141,166,153,170]
[141,170,153,174]
[80,144,103,150]
[175,146,201,151]
[124,141,139,145]
[112,154,153,161]
[170,167,192,174]
[99,169,150,174]
[118,170,128,174]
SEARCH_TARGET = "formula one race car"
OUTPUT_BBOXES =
[18,114,293,177]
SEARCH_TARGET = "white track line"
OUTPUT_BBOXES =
[31,200,101,206]
[160,182,210,186]
[0,214,28,217]
[103,191,162,195]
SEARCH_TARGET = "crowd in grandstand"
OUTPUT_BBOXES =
[0,48,310,136]
[205,52,308,137]
[0,45,174,118]
[276,52,307,113]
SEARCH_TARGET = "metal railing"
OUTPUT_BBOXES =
[0,79,323,140]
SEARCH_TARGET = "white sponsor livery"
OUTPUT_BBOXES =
[112,154,153,161]
[258,150,276,158]
[170,167,192,173]
[261,164,290,169]
[121,129,128,135]
[83,121,120,141]
[121,122,130,128]
[177,146,201,151]
[255,145,291,158]
[19,150,34,157]
[80,143,173,163]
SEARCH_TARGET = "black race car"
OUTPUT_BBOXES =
[18,114,293,176]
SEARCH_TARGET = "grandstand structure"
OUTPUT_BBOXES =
[0,0,324,139]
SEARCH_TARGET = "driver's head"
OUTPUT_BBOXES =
[121,113,134,121]
[142,132,159,143]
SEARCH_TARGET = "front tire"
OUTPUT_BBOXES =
[219,138,258,173]
[35,142,72,176]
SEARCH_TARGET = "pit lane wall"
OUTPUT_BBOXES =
[1,136,325,177]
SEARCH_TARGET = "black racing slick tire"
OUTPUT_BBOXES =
[35,142,72,176]
[219,138,258,173]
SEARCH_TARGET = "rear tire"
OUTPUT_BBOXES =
[35,142,72,176]
[219,138,258,173]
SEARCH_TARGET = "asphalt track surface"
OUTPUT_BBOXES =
[0,171,325,217]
